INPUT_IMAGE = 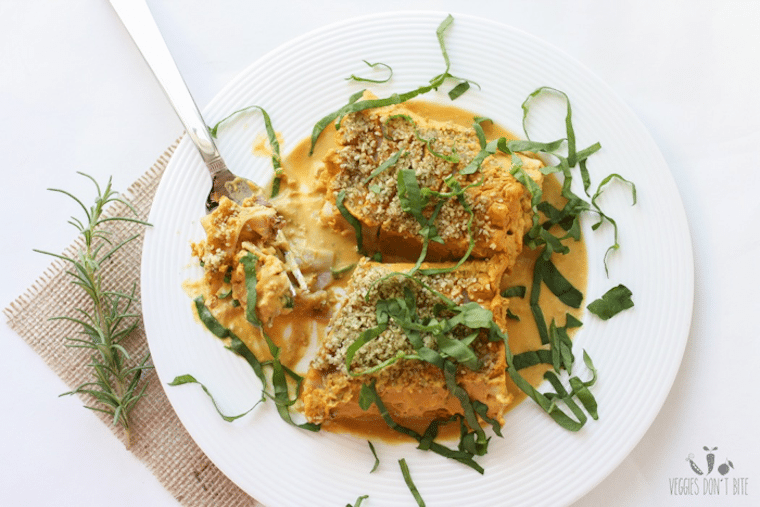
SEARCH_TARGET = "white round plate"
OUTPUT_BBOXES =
[142,11,693,507]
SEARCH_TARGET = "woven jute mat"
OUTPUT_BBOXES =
[3,143,260,506]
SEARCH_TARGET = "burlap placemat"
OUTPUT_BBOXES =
[3,143,260,506]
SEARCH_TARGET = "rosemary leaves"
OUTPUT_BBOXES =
[35,172,152,446]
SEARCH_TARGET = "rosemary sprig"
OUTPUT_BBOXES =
[35,172,152,447]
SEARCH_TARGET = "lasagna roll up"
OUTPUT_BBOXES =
[302,256,513,429]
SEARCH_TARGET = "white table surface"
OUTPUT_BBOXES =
[2,1,758,505]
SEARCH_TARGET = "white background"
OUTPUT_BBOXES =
[1,0,758,506]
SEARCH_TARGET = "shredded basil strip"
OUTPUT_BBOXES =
[192,295,268,391]
[225,333,268,393]
[261,334,320,431]
[309,89,365,155]
[517,86,638,274]
[209,105,283,198]
[472,399,502,437]
[512,312,581,373]
[183,296,269,413]
[359,382,485,473]
[493,322,597,431]
[397,169,428,223]
[512,349,553,370]
[431,14,479,98]
[448,80,470,100]
[395,162,478,275]
[566,313,583,329]
[239,253,261,326]
[346,495,369,507]
[549,319,575,373]
[193,295,229,339]
[542,351,599,421]
[417,200,476,275]
[521,86,578,165]
[415,131,460,163]
[330,263,356,279]
[587,284,634,320]
[535,256,583,308]
[576,351,600,418]
[507,138,566,154]
[592,173,637,209]
[576,142,602,195]
[398,458,426,507]
[443,361,490,455]
[501,285,526,298]
[168,374,260,422]
[345,322,390,376]
[336,189,366,255]
[529,251,550,345]
[568,380,598,420]
[345,60,393,83]
[543,371,587,424]
[460,140,496,175]
[368,441,380,473]
[435,14,455,69]
[472,117,491,149]
[362,149,406,184]
[189,261,319,430]
[395,169,465,275]
[589,173,638,273]
[437,334,480,371]
[310,89,434,155]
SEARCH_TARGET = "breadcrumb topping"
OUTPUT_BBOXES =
[318,97,544,265]
[312,257,508,374]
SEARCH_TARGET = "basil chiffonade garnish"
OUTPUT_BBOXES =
[209,105,284,198]
[179,16,639,490]
[174,253,319,432]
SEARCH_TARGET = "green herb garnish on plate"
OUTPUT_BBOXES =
[588,284,635,320]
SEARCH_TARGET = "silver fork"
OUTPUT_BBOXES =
[108,0,253,213]
[109,0,308,292]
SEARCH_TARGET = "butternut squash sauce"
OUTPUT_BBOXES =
[185,100,587,443]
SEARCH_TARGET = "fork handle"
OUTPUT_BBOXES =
[108,0,226,176]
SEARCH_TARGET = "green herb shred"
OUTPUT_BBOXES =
[368,441,380,473]
[209,105,284,198]
[359,381,485,473]
[240,253,320,431]
[519,86,637,274]
[336,189,366,255]
[399,458,426,507]
[169,374,259,422]
[501,285,527,298]
[346,60,393,83]
[345,494,369,507]
[587,284,634,320]
[177,289,319,431]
